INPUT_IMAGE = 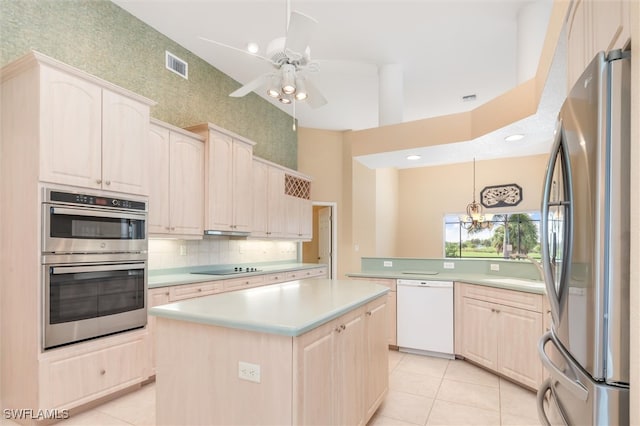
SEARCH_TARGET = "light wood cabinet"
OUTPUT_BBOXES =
[455,282,544,389]
[284,173,313,240]
[364,296,389,421]
[566,0,632,89]
[186,123,255,234]
[147,288,170,376]
[39,330,148,410]
[148,120,204,237]
[39,65,151,195]
[350,277,397,346]
[252,158,287,238]
[293,297,387,425]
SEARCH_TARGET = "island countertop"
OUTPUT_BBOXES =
[149,278,389,337]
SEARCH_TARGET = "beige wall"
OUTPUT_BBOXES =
[375,168,399,256]
[396,156,548,258]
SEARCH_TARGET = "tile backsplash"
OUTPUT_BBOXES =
[148,238,298,270]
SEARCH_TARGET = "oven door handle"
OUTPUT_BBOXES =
[51,263,145,274]
[50,206,145,221]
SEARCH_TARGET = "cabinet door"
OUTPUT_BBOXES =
[148,288,170,375]
[335,309,365,426]
[170,132,204,236]
[206,130,233,230]
[460,297,498,371]
[567,0,590,90]
[102,90,150,195]
[148,124,171,234]
[251,160,269,237]
[284,195,301,237]
[387,290,397,346]
[497,304,543,389]
[293,321,336,425]
[365,297,388,422]
[232,140,253,232]
[39,66,102,189]
[299,198,313,240]
[593,0,627,51]
[267,166,286,237]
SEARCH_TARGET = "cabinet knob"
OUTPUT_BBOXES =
[171,227,176,230]
[96,179,102,184]
[105,180,111,185]
[198,288,202,292]
[334,327,342,333]
[100,369,106,375]
[340,324,346,330]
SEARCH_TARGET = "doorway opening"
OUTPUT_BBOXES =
[302,202,337,278]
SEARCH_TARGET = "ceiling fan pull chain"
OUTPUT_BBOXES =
[292,100,297,131]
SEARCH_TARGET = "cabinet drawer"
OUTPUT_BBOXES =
[169,281,223,301]
[42,337,146,409]
[459,283,542,313]
[264,273,287,285]
[224,275,265,291]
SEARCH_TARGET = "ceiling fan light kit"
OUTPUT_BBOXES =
[200,5,327,110]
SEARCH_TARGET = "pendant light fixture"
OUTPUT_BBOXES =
[460,158,493,230]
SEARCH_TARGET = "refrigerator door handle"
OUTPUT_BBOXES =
[537,378,570,426]
[540,122,563,324]
[538,331,588,401]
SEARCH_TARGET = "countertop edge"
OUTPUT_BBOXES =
[346,272,545,295]
[149,281,389,337]
[148,263,326,288]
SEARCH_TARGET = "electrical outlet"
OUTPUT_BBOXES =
[383,261,393,267]
[443,262,455,269]
[238,361,261,383]
[490,263,500,271]
[354,244,360,252]
[179,245,187,256]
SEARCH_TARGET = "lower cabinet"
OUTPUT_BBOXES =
[349,277,397,347]
[293,296,388,425]
[455,282,544,389]
[39,330,148,410]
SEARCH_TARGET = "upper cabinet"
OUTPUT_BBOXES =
[149,120,205,237]
[252,157,312,240]
[34,56,153,195]
[566,0,631,89]
[186,123,255,234]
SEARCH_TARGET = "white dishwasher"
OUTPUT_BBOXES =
[396,279,454,358]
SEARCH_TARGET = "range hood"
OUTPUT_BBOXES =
[204,229,250,237]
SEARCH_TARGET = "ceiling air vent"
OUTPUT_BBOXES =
[165,51,188,79]
[462,94,477,102]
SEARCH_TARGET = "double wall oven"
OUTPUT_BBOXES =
[42,188,148,349]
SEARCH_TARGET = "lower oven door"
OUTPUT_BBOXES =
[43,258,147,349]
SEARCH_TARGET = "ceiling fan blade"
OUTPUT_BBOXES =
[303,78,327,109]
[229,74,270,97]
[198,36,270,62]
[284,11,317,57]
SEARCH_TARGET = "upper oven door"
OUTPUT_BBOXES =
[43,203,147,254]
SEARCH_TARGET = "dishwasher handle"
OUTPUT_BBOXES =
[396,280,453,288]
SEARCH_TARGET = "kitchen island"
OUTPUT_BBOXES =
[150,278,390,426]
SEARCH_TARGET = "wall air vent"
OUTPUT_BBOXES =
[165,51,188,79]
[462,94,477,102]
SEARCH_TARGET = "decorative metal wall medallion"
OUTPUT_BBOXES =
[481,184,523,208]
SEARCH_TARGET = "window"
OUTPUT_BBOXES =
[444,212,541,259]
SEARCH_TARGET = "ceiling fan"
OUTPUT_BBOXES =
[199,6,327,109]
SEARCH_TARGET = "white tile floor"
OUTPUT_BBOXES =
[2,350,539,426]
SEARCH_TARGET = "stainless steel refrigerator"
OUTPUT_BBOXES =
[537,49,631,425]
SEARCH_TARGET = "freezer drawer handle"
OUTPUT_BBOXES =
[537,377,569,426]
[538,331,588,401]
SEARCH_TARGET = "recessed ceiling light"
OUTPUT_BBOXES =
[247,42,259,54]
[505,134,524,142]
[406,155,421,160]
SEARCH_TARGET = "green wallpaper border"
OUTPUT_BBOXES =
[0,0,297,169]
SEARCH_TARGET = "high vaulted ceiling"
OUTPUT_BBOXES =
[112,0,555,134]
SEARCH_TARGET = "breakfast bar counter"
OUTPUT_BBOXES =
[151,279,390,425]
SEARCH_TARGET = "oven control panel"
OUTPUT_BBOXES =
[48,190,146,211]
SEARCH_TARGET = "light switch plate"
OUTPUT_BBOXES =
[443,262,455,269]
[490,263,500,271]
